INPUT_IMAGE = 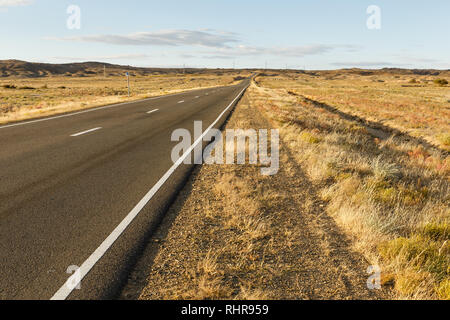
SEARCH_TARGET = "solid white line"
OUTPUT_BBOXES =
[70,127,102,137]
[0,87,226,130]
[178,100,185,104]
[147,109,159,114]
[50,85,248,300]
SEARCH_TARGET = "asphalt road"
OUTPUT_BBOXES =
[0,78,250,300]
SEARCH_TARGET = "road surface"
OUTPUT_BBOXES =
[0,79,250,300]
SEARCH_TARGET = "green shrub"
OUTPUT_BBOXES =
[434,79,448,86]
[300,131,321,144]
[422,223,450,241]
[379,233,449,298]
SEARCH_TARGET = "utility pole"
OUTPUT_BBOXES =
[104,65,106,78]
[126,72,130,97]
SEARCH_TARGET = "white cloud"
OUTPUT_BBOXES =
[204,44,360,58]
[52,54,151,62]
[0,0,33,7]
[331,61,412,68]
[46,28,361,61]
[48,29,239,48]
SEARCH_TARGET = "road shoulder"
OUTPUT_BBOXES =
[120,88,389,300]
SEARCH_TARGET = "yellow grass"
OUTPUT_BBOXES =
[257,71,450,150]
[250,75,449,299]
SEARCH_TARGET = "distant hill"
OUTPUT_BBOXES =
[0,60,448,78]
[0,60,234,78]
[319,68,450,77]
[268,67,450,78]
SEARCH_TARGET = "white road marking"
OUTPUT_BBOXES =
[70,127,102,137]
[178,100,185,104]
[0,88,224,130]
[51,85,248,300]
[195,96,200,99]
[147,109,159,114]
[205,93,209,96]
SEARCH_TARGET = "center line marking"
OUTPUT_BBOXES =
[147,109,159,114]
[70,127,102,137]
[51,84,249,300]
[178,100,184,104]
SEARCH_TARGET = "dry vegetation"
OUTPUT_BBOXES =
[251,72,449,299]
[0,62,249,124]
[135,93,387,300]
[257,70,450,151]
[132,70,449,300]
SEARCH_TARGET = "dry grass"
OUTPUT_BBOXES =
[250,75,449,300]
[139,100,283,300]
[129,70,448,300]
[137,89,386,301]
[257,72,450,150]
[0,72,249,124]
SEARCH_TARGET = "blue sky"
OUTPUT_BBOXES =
[1,0,449,69]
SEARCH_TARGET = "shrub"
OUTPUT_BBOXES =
[371,156,401,181]
[437,278,450,300]
[300,131,321,144]
[379,233,449,298]
[438,134,450,147]
[434,79,448,86]
[421,223,450,241]
[2,84,16,89]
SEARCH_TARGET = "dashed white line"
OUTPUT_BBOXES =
[70,127,102,137]
[0,88,221,130]
[147,109,159,114]
[178,100,185,104]
[50,85,248,300]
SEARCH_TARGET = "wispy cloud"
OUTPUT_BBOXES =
[51,54,152,62]
[331,61,412,68]
[202,55,236,60]
[204,44,360,58]
[0,0,33,7]
[47,28,362,62]
[48,29,239,48]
